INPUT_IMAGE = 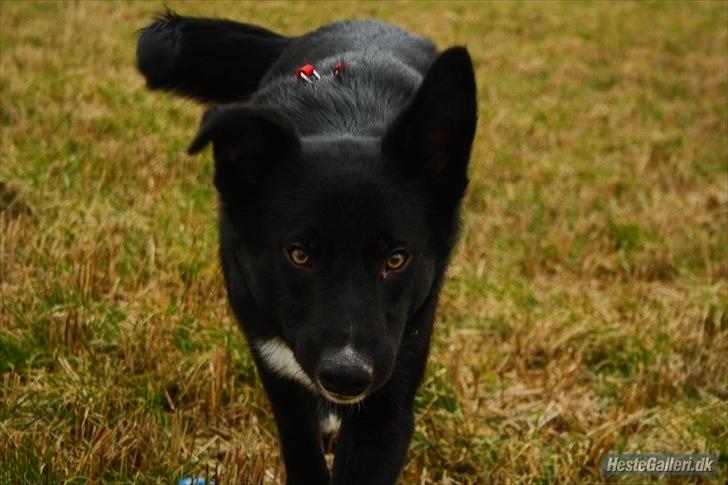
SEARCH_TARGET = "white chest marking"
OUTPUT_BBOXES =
[256,337,317,392]
[320,413,341,435]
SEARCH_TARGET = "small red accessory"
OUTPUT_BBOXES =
[296,64,320,83]
[332,60,347,77]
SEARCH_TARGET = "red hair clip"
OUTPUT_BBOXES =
[296,64,321,83]
[332,61,347,78]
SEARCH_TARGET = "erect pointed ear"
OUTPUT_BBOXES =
[382,47,477,204]
[188,105,300,201]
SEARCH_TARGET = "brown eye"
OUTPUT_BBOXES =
[385,249,409,271]
[287,246,310,267]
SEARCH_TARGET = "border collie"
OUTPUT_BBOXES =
[137,11,476,484]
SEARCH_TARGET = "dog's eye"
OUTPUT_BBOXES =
[287,245,310,267]
[385,249,409,272]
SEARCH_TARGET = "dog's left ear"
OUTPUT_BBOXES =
[382,47,477,205]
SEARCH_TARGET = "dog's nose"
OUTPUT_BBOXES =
[317,348,372,398]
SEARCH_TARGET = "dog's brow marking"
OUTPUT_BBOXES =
[256,338,317,391]
[320,413,341,435]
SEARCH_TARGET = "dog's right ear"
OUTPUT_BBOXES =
[188,106,300,199]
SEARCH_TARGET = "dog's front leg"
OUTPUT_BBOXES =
[257,368,330,485]
[330,396,415,485]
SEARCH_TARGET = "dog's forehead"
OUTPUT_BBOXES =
[268,163,420,243]
[260,136,428,245]
[301,134,381,163]
[295,170,402,229]
[294,137,399,211]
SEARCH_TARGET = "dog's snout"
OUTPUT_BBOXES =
[317,348,372,399]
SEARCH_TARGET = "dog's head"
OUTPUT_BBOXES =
[190,48,477,404]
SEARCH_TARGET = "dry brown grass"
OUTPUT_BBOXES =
[1,1,726,483]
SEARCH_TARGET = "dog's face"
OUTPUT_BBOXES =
[189,48,476,403]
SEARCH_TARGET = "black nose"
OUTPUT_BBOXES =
[317,349,372,398]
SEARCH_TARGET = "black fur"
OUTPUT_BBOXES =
[137,12,476,485]
[137,9,292,103]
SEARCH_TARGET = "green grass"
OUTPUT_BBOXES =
[1,1,727,483]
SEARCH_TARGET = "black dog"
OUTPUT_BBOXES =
[137,11,476,485]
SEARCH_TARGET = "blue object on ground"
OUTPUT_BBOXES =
[178,477,214,485]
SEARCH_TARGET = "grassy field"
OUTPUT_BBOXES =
[1,1,726,483]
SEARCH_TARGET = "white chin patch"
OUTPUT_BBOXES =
[256,337,316,392]
[320,413,342,435]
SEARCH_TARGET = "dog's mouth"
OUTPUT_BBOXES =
[319,387,368,405]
